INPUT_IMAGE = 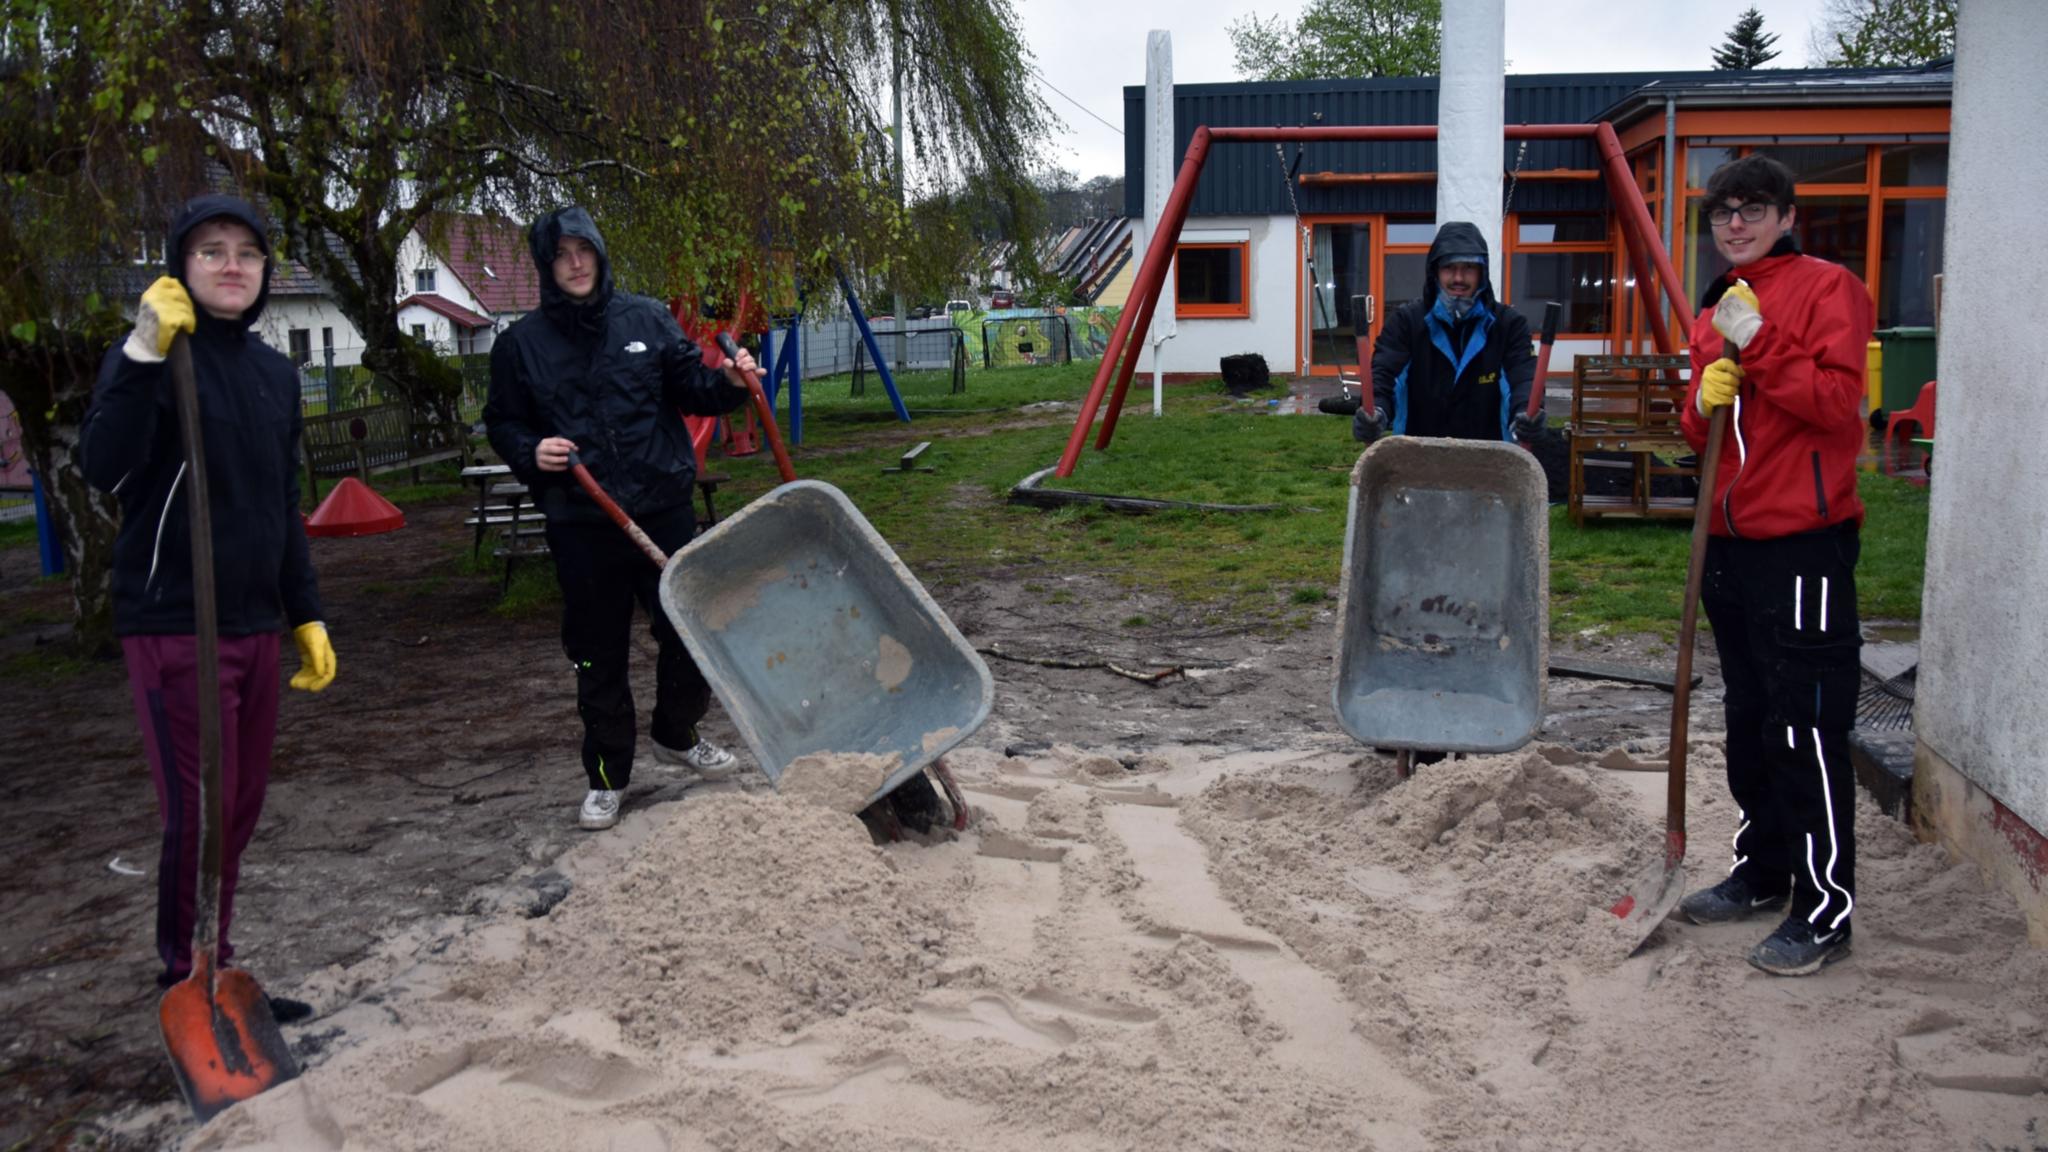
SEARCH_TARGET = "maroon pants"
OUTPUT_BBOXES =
[121,633,280,986]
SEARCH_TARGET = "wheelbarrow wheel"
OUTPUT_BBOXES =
[857,770,947,841]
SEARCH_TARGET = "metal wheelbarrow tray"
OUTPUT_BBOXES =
[1334,438,1549,754]
[658,480,993,808]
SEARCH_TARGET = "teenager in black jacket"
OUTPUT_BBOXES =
[484,206,759,830]
[80,194,335,998]
[1353,221,1543,445]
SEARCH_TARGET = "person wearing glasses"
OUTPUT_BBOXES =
[1675,154,1874,976]
[79,194,335,1016]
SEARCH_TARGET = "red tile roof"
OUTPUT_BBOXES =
[421,213,540,316]
[396,293,493,329]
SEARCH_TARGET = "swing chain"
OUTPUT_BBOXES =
[1504,138,1529,221]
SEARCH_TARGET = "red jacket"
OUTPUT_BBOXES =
[1682,249,1874,539]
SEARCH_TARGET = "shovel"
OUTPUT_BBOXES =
[158,333,299,1122]
[1610,344,1733,951]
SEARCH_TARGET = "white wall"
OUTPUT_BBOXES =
[1140,216,1299,375]
[1916,0,2048,832]
[255,295,365,368]
[395,230,487,317]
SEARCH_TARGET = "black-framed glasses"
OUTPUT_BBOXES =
[1707,202,1773,228]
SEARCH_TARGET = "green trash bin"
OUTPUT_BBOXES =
[1874,326,1936,417]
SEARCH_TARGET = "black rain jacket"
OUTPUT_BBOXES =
[484,207,748,524]
[1369,221,1536,442]
[80,195,324,637]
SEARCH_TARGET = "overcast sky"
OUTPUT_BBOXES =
[1017,0,1837,181]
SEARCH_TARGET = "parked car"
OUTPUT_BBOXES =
[945,299,973,315]
[989,288,1015,309]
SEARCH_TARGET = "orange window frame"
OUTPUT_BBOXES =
[1670,138,1949,338]
[1174,241,1251,318]
[1501,213,1617,341]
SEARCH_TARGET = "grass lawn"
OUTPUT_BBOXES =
[681,362,1929,641]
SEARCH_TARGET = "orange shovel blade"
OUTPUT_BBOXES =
[158,955,299,1123]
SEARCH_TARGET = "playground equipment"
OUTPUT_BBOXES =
[1054,122,1698,478]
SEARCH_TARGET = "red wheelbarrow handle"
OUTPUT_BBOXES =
[567,451,670,568]
[715,332,797,483]
[1524,300,1561,444]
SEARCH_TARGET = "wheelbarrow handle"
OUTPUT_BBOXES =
[566,450,670,568]
[715,332,797,483]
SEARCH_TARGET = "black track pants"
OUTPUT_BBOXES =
[545,509,711,790]
[1701,523,1861,931]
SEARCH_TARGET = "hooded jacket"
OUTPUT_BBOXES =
[80,195,324,637]
[484,207,749,523]
[1681,237,1872,539]
[1369,221,1536,441]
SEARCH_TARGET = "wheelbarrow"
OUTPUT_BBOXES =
[1332,437,1549,776]
[657,480,992,821]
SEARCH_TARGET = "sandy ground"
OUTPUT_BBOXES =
[4,493,2045,1151]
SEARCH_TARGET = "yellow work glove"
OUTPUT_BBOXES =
[289,622,337,692]
[1711,280,1763,351]
[1698,358,1743,416]
[123,277,197,364]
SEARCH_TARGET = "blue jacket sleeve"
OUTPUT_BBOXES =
[79,347,166,494]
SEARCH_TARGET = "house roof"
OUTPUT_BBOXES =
[397,293,493,329]
[1040,217,1134,305]
[419,212,540,316]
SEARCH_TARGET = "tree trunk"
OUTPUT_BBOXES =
[2,342,119,654]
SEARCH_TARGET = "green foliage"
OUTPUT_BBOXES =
[1713,7,1782,70]
[1229,0,1442,82]
[1810,0,1957,68]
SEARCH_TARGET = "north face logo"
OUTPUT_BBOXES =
[624,341,648,354]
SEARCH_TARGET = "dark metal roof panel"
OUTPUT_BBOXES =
[1122,67,1945,218]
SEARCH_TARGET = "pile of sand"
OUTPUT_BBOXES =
[187,741,2048,1152]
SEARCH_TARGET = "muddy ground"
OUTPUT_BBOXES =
[0,486,2027,1150]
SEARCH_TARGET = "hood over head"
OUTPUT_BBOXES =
[168,194,273,331]
[1423,221,1495,311]
[528,206,614,333]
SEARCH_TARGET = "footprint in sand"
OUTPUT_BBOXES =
[912,992,1079,1052]
[396,1041,663,1114]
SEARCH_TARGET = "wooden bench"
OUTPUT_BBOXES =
[1568,354,1699,527]
[304,402,469,501]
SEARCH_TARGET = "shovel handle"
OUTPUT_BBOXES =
[567,451,670,567]
[1527,301,1561,421]
[716,332,797,483]
[1665,345,1735,864]
[168,333,227,963]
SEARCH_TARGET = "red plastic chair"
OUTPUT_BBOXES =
[1882,380,1936,485]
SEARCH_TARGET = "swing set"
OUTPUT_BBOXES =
[1054,121,1697,478]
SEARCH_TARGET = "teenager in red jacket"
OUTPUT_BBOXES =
[1674,155,1873,976]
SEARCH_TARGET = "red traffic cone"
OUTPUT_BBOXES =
[305,476,405,537]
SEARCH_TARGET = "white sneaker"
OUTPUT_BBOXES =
[578,789,621,830]
[654,738,738,779]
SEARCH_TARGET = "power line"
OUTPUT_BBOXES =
[1030,65,1124,136]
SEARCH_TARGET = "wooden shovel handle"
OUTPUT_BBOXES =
[168,333,227,955]
[1666,345,1734,865]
